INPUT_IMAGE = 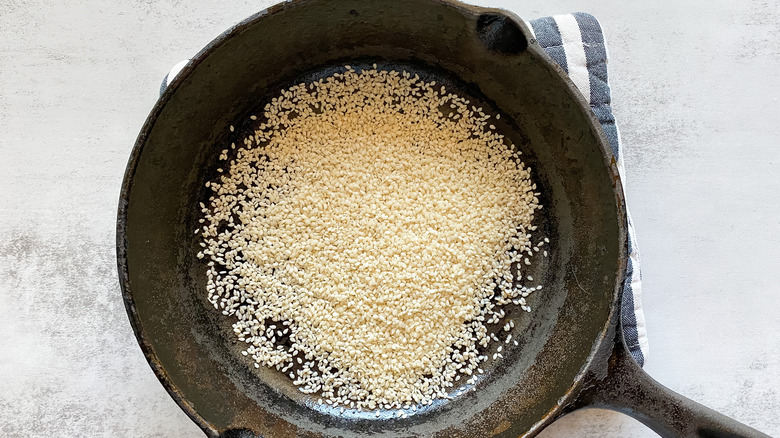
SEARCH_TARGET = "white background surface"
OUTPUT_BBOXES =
[1,0,778,436]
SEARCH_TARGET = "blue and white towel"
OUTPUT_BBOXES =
[161,12,649,366]
[527,13,649,365]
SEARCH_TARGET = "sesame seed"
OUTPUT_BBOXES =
[199,66,544,411]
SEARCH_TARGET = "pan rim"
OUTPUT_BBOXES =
[116,0,628,436]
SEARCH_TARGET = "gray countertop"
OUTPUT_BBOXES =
[1,1,778,436]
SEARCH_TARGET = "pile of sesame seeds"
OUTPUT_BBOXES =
[197,66,545,411]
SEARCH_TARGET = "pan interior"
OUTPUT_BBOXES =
[191,60,558,418]
[119,0,623,436]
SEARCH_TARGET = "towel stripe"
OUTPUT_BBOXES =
[627,213,649,361]
[530,17,568,73]
[573,12,620,162]
[573,12,609,108]
[553,14,591,104]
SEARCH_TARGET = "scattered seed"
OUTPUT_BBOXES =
[200,66,545,411]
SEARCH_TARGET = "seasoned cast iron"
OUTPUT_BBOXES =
[117,0,770,436]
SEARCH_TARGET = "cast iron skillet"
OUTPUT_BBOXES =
[117,0,771,436]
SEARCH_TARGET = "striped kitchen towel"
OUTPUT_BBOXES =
[160,12,649,366]
[528,13,649,365]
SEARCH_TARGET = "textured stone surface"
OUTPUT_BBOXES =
[0,0,778,437]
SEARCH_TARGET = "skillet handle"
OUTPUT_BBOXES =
[573,333,771,438]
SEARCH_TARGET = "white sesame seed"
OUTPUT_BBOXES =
[200,66,544,411]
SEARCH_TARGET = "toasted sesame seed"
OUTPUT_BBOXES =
[200,66,544,411]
